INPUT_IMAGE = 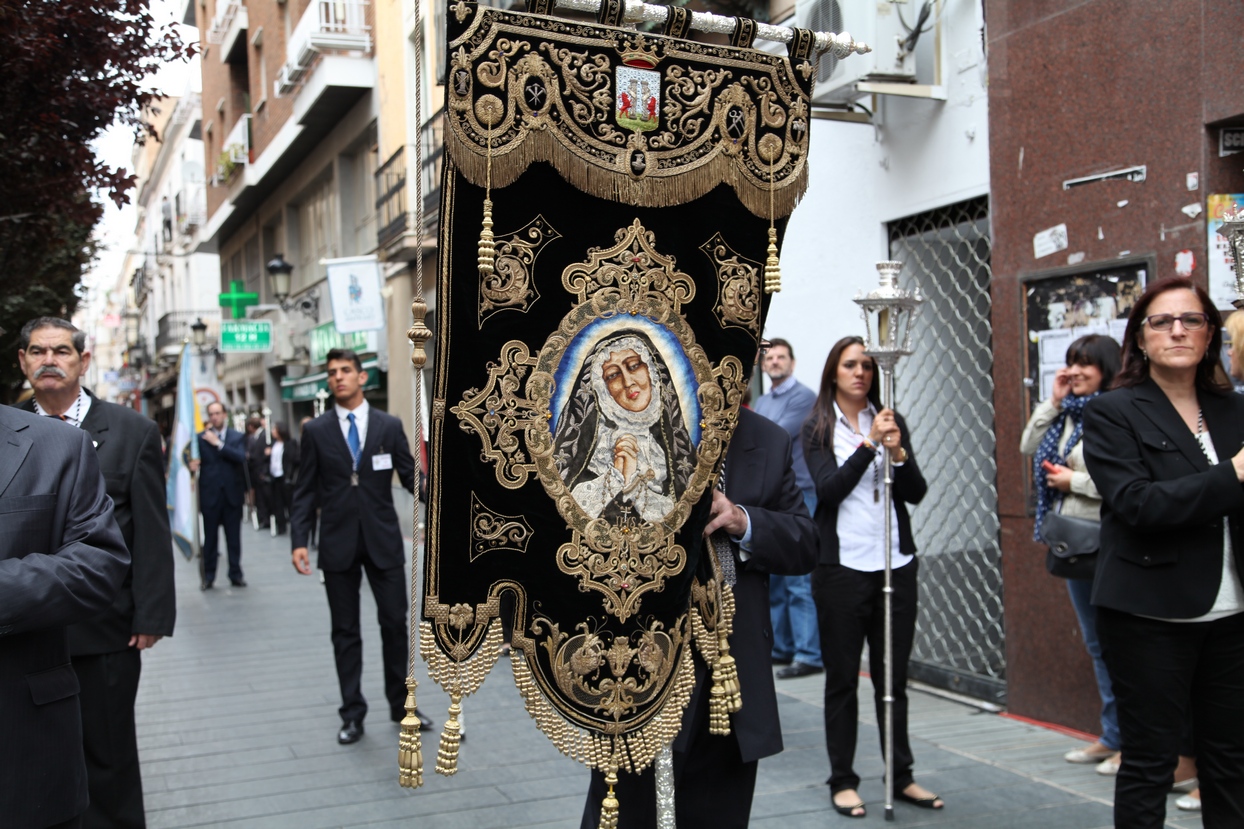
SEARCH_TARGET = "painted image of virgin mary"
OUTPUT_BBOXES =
[553,332,696,523]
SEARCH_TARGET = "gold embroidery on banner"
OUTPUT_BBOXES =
[444,11,811,217]
[509,613,697,773]
[478,215,561,326]
[451,340,542,490]
[469,493,534,560]
[451,0,471,23]
[700,233,760,335]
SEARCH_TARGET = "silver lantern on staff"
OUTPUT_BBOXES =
[1218,204,1244,309]
[854,260,923,822]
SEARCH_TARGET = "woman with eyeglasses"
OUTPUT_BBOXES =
[802,337,936,819]
[1020,334,1122,773]
[1081,277,1244,828]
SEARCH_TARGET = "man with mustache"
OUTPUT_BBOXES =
[15,316,176,828]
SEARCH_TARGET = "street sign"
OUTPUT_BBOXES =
[220,320,273,352]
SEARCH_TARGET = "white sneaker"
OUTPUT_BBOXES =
[1064,745,1115,764]
[1095,754,1121,775]
[1175,793,1202,812]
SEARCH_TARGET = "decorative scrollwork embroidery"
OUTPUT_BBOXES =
[451,341,544,490]
[469,493,535,560]
[478,215,561,326]
[700,233,760,335]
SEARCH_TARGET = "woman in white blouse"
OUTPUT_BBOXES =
[801,336,934,819]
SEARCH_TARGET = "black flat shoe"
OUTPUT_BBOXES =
[230,579,247,587]
[776,661,824,679]
[200,580,214,591]
[338,720,364,744]
[896,790,944,810]
[832,801,866,818]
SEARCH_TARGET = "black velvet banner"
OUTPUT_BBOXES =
[423,0,816,774]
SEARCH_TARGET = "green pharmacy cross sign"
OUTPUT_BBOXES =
[219,280,259,319]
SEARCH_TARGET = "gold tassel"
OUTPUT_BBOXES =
[764,155,781,294]
[598,766,620,829]
[397,678,424,788]
[708,660,730,736]
[478,106,496,279]
[718,635,742,714]
[435,693,464,775]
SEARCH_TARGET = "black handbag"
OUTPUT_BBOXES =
[1041,511,1099,580]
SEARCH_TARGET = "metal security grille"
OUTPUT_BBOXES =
[887,196,1006,703]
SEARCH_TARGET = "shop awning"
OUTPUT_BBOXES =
[280,358,381,401]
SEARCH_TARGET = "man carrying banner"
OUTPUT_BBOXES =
[16,316,176,829]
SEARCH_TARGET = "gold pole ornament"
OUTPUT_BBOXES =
[407,298,432,369]
[398,678,424,788]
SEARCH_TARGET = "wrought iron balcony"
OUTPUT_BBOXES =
[155,311,221,355]
[375,109,443,255]
[276,0,371,96]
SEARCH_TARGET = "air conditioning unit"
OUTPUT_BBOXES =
[795,0,917,104]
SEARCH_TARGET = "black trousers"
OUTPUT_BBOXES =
[266,477,291,533]
[251,471,271,526]
[1097,608,1244,829]
[580,677,759,829]
[812,558,919,794]
[73,649,145,829]
[322,543,410,724]
[201,500,243,584]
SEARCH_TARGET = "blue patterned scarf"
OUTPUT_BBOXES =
[1033,393,1097,541]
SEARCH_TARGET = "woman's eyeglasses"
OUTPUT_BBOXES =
[1143,312,1210,332]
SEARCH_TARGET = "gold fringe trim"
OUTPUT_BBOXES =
[397,678,424,788]
[508,633,696,775]
[445,125,807,220]
[435,693,464,775]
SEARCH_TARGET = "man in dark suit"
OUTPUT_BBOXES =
[0,405,130,829]
[17,317,177,829]
[290,348,432,743]
[581,406,819,827]
[191,401,248,588]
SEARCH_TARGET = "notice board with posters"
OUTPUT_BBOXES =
[1020,261,1149,512]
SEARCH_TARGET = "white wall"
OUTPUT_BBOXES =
[763,0,989,393]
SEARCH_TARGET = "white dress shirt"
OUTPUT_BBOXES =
[832,401,909,573]
[33,387,91,429]
[269,440,285,479]
[336,399,370,466]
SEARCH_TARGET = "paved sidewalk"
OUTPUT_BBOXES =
[134,522,1202,828]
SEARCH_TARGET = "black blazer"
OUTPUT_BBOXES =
[1082,380,1244,618]
[18,393,176,655]
[0,407,129,828]
[197,427,247,513]
[290,407,416,571]
[247,427,270,484]
[802,410,927,565]
[278,437,301,485]
[674,408,818,764]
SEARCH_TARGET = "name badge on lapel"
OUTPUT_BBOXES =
[372,453,393,471]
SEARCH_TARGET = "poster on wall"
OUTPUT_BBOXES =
[1024,263,1147,405]
[1208,194,1244,310]
[325,255,385,334]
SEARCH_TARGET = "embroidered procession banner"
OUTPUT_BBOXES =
[421,0,817,787]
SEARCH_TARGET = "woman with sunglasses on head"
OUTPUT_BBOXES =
[1021,334,1123,773]
[801,336,935,819]
[1082,277,1244,828]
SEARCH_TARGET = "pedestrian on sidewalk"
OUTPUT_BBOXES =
[289,348,433,744]
[192,401,248,588]
[247,415,272,531]
[1084,277,1244,828]
[1020,333,1123,774]
[752,337,824,680]
[802,336,941,818]
[265,421,298,535]
[16,317,177,828]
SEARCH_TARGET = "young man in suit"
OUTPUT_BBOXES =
[290,349,433,743]
[0,405,130,829]
[191,401,248,588]
[17,317,177,829]
[581,407,819,827]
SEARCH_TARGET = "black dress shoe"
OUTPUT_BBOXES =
[776,661,824,679]
[201,580,214,591]
[771,656,793,667]
[230,579,247,587]
[338,720,364,744]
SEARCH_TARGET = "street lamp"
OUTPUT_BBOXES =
[854,260,923,823]
[266,253,319,320]
[190,316,208,348]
